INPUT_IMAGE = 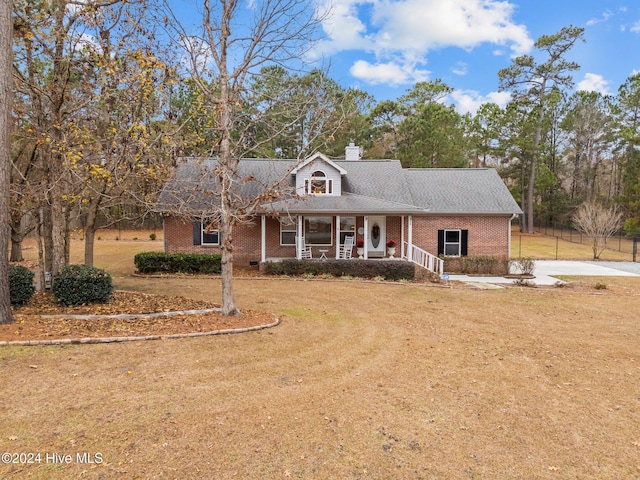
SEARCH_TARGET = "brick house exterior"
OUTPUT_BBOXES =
[158,148,522,271]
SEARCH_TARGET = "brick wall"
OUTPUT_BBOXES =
[410,215,512,257]
[164,214,513,264]
[163,216,296,265]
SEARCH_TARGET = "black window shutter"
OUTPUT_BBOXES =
[193,220,202,245]
[461,230,468,256]
[437,230,444,256]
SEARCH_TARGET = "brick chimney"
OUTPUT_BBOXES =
[345,142,362,161]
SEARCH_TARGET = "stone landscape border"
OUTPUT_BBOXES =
[0,309,281,347]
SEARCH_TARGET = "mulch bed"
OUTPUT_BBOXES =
[2,291,276,342]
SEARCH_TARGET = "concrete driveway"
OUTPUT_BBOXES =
[447,260,640,287]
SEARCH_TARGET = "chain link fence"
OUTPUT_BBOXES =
[511,219,640,261]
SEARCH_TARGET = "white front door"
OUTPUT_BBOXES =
[367,216,386,257]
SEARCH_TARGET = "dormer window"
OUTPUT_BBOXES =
[305,170,333,195]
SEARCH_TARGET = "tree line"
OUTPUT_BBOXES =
[2,0,640,321]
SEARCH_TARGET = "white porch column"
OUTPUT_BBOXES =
[363,216,369,259]
[261,215,266,263]
[401,216,405,258]
[297,215,304,259]
[407,216,413,260]
[335,215,341,259]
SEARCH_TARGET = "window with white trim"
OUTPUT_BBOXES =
[280,217,296,245]
[339,217,356,243]
[305,170,333,194]
[202,220,220,246]
[304,216,332,245]
[444,229,461,256]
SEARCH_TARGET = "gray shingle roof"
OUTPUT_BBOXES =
[404,168,523,214]
[158,157,522,216]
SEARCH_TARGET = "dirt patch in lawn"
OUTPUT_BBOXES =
[3,291,274,342]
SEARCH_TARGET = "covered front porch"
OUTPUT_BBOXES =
[257,213,443,275]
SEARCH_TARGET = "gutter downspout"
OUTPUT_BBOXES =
[508,213,517,259]
[261,215,266,263]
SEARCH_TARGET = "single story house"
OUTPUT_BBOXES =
[158,145,522,274]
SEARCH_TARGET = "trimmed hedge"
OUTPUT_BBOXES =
[8,264,36,306]
[262,259,415,281]
[442,255,509,275]
[52,264,114,306]
[134,252,222,274]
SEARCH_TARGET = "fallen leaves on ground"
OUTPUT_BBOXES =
[2,291,275,342]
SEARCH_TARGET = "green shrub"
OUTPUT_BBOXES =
[134,252,168,273]
[262,259,415,281]
[443,255,510,275]
[8,264,35,306]
[149,233,157,241]
[52,264,114,306]
[134,252,222,274]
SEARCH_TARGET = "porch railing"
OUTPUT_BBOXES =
[403,242,444,276]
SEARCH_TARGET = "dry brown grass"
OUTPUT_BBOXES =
[2,232,640,479]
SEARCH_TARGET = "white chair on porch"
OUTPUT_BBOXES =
[338,235,355,259]
[296,236,313,259]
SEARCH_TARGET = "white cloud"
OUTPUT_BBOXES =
[350,59,430,86]
[452,62,468,76]
[450,89,511,115]
[369,0,532,55]
[586,10,612,26]
[631,20,640,33]
[576,73,611,95]
[315,0,533,87]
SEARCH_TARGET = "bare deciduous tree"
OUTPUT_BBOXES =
[12,0,167,276]
[0,0,13,324]
[165,0,337,316]
[573,202,622,260]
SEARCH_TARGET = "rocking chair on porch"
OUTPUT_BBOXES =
[338,235,355,259]
[296,236,313,259]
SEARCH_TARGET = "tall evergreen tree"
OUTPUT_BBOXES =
[615,74,640,236]
[499,26,584,233]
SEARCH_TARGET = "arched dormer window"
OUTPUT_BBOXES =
[305,170,333,194]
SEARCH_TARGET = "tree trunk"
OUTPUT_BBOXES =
[42,203,54,273]
[520,162,526,232]
[219,213,239,316]
[84,201,99,267]
[0,0,14,324]
[49,163,67,275]
[64,204,71,265]
[527,155,536,234]
[83,186,107,266]
[84,228,96,267]
[9,213,33,262]
[36,210,46,291]
[218,111,240,316]
[10,239,23,263]
[213,0,240,317]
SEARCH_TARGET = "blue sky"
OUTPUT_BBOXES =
[310,0,640,113]
[172,0,639,115]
